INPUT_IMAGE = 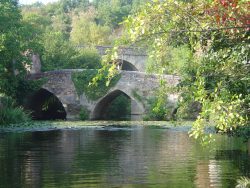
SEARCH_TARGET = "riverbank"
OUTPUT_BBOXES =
[0,120,195,133]
[1,121,249,142]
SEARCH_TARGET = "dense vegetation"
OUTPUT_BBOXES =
[20,0,145,71]
[0,0,249,142]
[0,96,31,125]
[99,0,250,141]
[0,0,147,124]
[0,0,43,124]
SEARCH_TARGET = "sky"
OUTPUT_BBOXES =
[19,0,59,5]
[19,0,93,5]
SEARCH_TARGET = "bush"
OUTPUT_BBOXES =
[41,32,102,71]
[41,31,76,71]
[143,95,178,121]
[0,107,31,125]
[0,96,15,108]
[176,100,201,120]
[143,97,168,121]
[79,107,89,120]
[236,177,250,188]
[69,48,102,69]
[0,96,31,126]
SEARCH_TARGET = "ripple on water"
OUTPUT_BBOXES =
[0,125,248,188]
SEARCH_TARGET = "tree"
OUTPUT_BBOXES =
[0,0,44,124]
[0,0,26,99]
[70,10,111,45]
[100,0,249,142]
[0,0,44,103]
[95,0,132,28]
[41,31,102,71]
[41,31,76,71]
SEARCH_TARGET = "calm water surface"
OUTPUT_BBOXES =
[0,124,249,188]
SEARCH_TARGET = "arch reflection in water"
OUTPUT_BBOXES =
[26,88,66,120]
[92,90,132,120]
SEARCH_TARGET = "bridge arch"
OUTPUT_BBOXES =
[91,89,144,120]
[25,88,67,120]
[117,59,138,71]
[95,46,147,72]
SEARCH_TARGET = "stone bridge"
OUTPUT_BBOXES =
[27,70,179,120]
[88,46,147,72]
[29,46,147,74]
[27,46,179,120]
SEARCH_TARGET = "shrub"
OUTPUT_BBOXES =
[143,97,168,121]
[0,96,15,108]
[0,96,31,126]
[41,31,102,71]
[70,48,102,69]
[79,107,89,120]
[236,177,250,188]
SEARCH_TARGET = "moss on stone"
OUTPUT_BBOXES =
[132,89,144,103]
[72,70,121,100]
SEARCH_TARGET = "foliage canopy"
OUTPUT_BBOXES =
[100,0,250,142]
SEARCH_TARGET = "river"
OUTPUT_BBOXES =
[0,122,249,188]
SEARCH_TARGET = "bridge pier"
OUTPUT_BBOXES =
[63,103,82,120]
[131,99,144,121]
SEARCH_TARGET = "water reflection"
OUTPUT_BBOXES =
[195,160,222,188]
[0,127,249,188]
